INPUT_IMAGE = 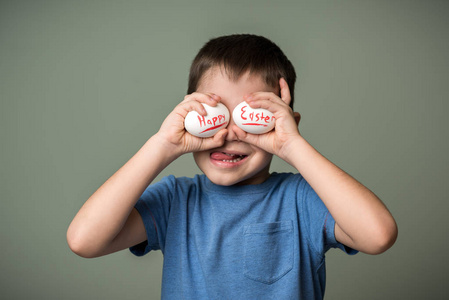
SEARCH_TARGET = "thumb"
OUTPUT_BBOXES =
[233,125,261,147]
[199,129,228,150]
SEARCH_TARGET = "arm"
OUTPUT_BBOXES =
[282,136,397,254]
[67,93,227,258]
[234,79,398,255]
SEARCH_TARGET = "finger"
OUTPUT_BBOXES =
[182,92,221,106]
[279,78,292,105]
[209,93,221,101]
[245,91,280,102]
[180,93,222,116]
[178,99,208,116]
[246,98,291,116]
[244,91,288,109]
[232,125,262,147]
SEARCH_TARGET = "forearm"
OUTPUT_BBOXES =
[283,136,397,254]
[67,134,179,257]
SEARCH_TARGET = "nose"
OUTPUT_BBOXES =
[225,109,239,142]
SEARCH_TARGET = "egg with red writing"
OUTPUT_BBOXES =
[232,101,275,134]
[184,103,230,137]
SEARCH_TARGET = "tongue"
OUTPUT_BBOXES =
[211,152,242,160]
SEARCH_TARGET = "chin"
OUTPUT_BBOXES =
[205,168,271,186]
[207,174,243,186]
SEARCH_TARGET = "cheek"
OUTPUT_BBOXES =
[193,152,207,168]
[252,150,273,166]
[193,152,215,177]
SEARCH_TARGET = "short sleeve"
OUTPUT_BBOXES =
[129,175,175,256]
[298,176,358,256]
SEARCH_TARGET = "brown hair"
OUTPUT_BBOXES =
[187,34,297,108]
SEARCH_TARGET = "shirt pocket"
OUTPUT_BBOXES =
[243,220,294,284]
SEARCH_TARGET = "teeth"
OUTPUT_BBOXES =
[219,152,245,163]
[222,157,243,163]
[224,153,237,157]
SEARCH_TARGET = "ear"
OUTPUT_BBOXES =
[294,112,301,126]
[279,78,292,106]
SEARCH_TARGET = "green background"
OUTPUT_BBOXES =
[1,0,448,299]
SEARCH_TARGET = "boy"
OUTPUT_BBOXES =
[67,34,397,299]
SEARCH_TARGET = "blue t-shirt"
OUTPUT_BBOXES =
[130,172,357,299]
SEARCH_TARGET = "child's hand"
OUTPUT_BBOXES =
[155,93,228,157]
[233,78,301,162]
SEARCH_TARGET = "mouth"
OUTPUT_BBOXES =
[210,152,248,165]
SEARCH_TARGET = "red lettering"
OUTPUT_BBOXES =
[241,106,247,120]
[197,115,206,127]
[198,114,227,128]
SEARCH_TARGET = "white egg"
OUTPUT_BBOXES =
[232,101,275,134]
[184,103,230,137]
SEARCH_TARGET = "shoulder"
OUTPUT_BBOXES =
[269,172,306,189]
[169,174,207,189]
[144,174,208,196]
[146,174,204,188]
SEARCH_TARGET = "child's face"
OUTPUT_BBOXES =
[193,67,278,186]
